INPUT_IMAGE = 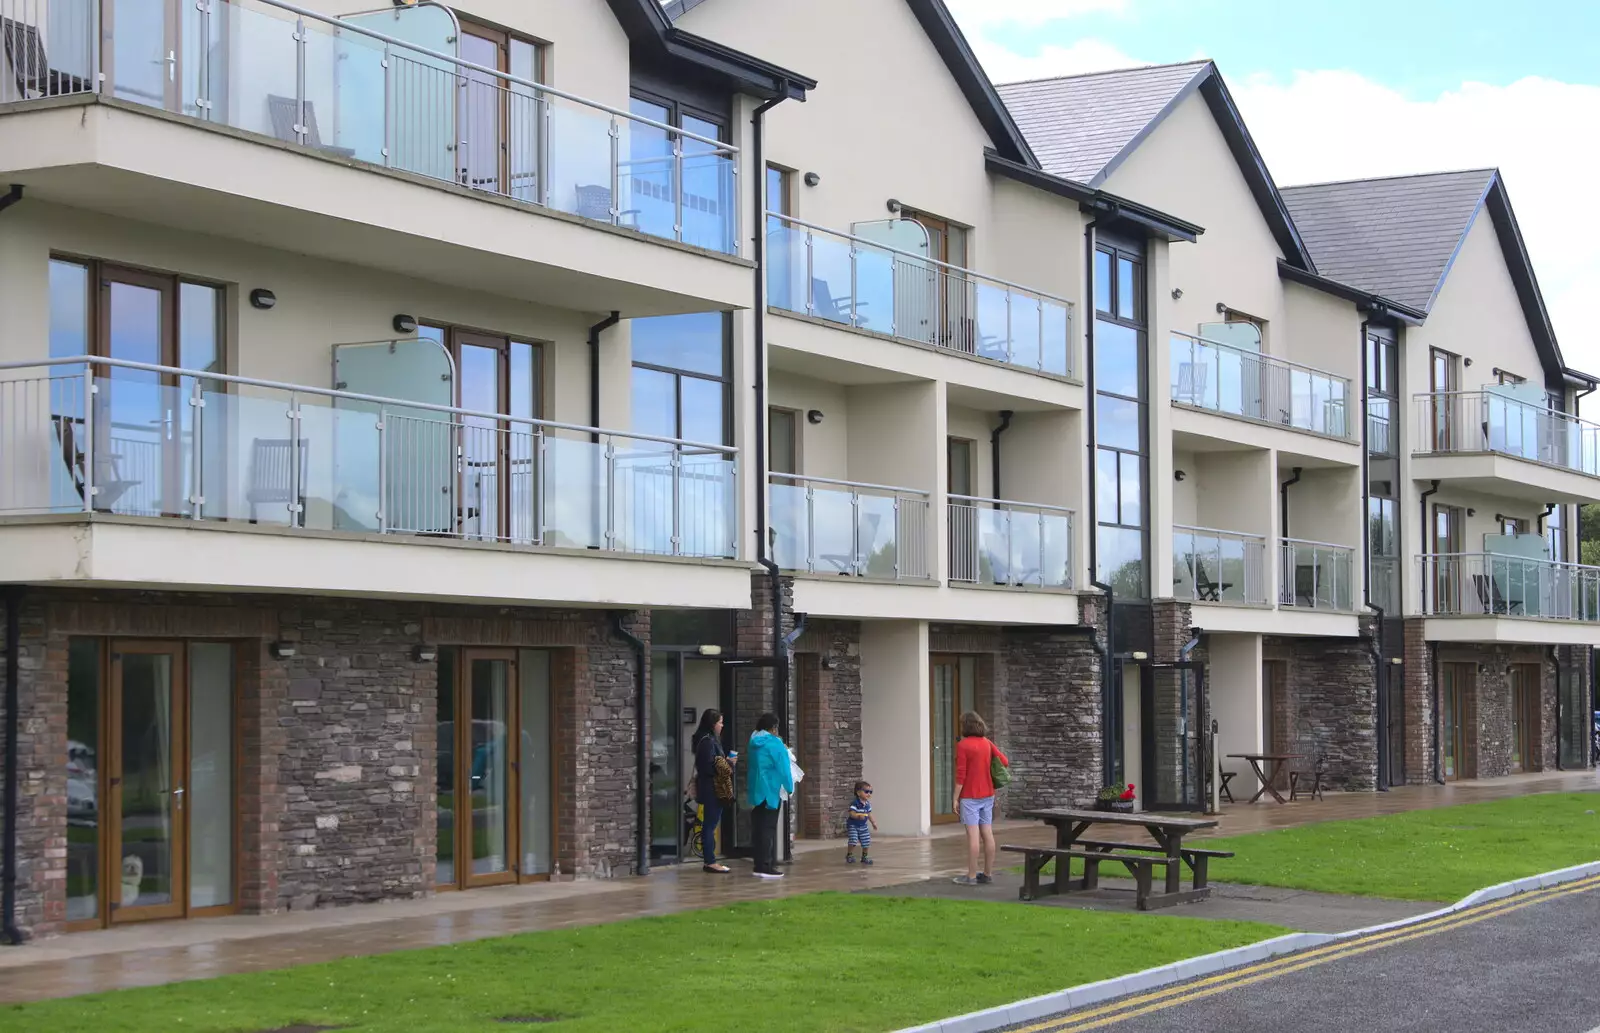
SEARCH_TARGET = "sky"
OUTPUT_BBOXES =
[946,0,1600,376]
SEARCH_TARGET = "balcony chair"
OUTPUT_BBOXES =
[53,413,140,510]
[1292,564,1317,607]
[1288,721,1326,802]
[575,184,641,228]
[246,437,308,526]
[808,277,871,325]
[1174,363,1209,406]
[2,17,93,100]
[1194,562,1232,602]
[1472,573,1522,616]
[265,95,357,159]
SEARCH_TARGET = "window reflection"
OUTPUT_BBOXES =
[50,260,90,358]
[631,312,726,378]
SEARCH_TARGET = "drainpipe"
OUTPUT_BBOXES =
[990,410,1014,501]
[1537,503,1555,536]
[3,587,22,945]
[611,612,649,877]
[0,185,21,216]
[1419,480,1440,612]
[587,311,621,444]
[1278,466,1302,540]
[1431,641,1444,784]
[1359,319,1389,791]
[1084,217,1116,786]
[1552,645,1564,771]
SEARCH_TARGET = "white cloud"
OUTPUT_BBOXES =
[970,37,1148,83]
[945,0,1127,29]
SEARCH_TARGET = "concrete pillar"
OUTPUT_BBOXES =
[858,619,930,836]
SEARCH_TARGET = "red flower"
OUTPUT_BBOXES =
[1120,784,1136,801]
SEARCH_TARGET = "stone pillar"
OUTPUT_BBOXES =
[1401,617,1435,784]
[792,620,861,839]
[999,610,1103,815]
[0,594,65,939]
[237,639,287,913]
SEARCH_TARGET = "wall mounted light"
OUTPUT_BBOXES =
[803,171,821,187]
[1463,357,1473,367]
[393,314,418,335]
[1171,288,1183,300]
[886,198,903,214]
[249,289,277,310]
[806,409,825,424]
[412,644,438,663]
[1214,301,1229,314]
[1174,470,1186,482]
[1389,657,1404,666]
[1467,508,1476,517]
[268,641,296,660]
[1130,651,1149,662]
[820,657,837,670]
[697,645,723,657]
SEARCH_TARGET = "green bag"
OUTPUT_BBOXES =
[990,750,1011,789]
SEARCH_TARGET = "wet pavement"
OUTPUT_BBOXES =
[1,769,1591,1004]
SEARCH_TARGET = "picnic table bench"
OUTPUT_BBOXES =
[1003,808,1227,911]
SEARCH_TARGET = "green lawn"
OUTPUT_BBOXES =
[1,895,1284,1033]
[1202,792,1600,901]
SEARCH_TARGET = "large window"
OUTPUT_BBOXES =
[1548,504,1567,562]
[456,18,546,201]
[627,92,731,252]
[630,313,731,445]
[1366,327,1400,610]
[1093,239,1148,598]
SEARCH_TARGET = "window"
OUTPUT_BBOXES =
[1366,332,1396,397]
[901,208,968,268]
[947,438,974,496]
[628,91,731,251]
[1500,516,1528,537]
[766,165,793,218]
[1496,369,1526,386]
[1548,504,1567,562]
[630,313,730,445]
[456,19,546,201]
[1434,504,1463,554]
[1430,348,1458,394]
[1093,238,1148,597]
[768,407,799,475]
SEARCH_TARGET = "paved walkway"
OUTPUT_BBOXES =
[2,769,1593,1004]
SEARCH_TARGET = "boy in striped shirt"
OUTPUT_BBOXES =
[845,781,876,865]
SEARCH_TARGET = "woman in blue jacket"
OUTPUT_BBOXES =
[745,712,793,879]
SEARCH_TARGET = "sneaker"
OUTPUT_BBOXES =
[754,870,786,880]
[861,857,874,866]
[846,854,857,864]
[952,876,979,886]
[976,872,992,884]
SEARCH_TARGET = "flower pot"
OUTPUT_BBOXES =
[1095,798,1134,813]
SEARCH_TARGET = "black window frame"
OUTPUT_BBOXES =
[629,311,734,446]
[1093,237,1150,598]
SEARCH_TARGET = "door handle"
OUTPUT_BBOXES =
[174,786,186,810]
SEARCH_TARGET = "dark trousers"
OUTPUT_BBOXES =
[701,797,723,865]
[752,804,781,873]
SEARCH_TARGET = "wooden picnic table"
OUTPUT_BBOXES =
[1227,753,1302,804]
[1008,808,1223,909]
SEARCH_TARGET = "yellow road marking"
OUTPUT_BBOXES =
[1013,874,1600,1033]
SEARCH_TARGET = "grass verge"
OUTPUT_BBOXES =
[3,894,1285,1033]
[1198,792,1600,902]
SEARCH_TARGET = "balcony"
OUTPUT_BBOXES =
[1412,391,1600,504]
[1170,332,1354,442]
[1278,539,1356,612]
[0,356,745,606]
[769,473,931,581]
[1171,525,1268,606]
[765,214,1075,379]
[1420,553,1600,643]
[947,495,1074,590]
[0,0,747,312]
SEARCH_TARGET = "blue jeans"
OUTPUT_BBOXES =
[701,796,723,864]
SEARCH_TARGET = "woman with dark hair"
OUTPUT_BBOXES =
[692,709,735,873]
[952,710,1008,887]
[745,711,793,879]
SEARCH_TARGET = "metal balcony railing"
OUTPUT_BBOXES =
[947,495,1074,589]
[1170,332,1353,440]
[0,356,739,558]
[1413,391,1600,476]
[1418,553,1600,622]
[0,0,739,253]
[1278,539,1356,611]
[1172,525,1268,605]
[768,473,931,580]
[765,213,1074,377]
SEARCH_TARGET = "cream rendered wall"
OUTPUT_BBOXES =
[769,371,851,480]
[1147,239,1177,597]
[847,383,941,492]
[1283,282,1361,384]
[1285,465,1361,548]
[947,404,997,498]
[1196,452,1272,537]
[1102,92,1287,350]
[1000,410,1079,511]
[985,178,1087,320]
[1207,633,1265,796]
[1172,450,1200,526]
[859,619,932,836]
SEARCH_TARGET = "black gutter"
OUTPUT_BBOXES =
[0,185,22,216]
[1278,467,1302,540]
[990,410,1013,501]
[1537,503,1555,536]
[611,612,649,877]
[1359,319,1390,791]
[1276,261,1426,324]
[587,311,621,444]
[983,152,1204,243]
[3,587,22,945]
[1084,218,1117,786]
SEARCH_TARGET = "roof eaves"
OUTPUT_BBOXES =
[1276,260,1426,324]
[1479,172,1569,388]
[1196,72,1315,273]
[985,150,1204,242]
[615,0,815,99]
[1088,62,1212,188]
[903,0,1037,165]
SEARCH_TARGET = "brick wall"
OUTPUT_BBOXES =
[1400,618,1435,784]
[1263,621,1380,791]
[0,597,61,939]
[998,597,1105,814]
[792,620,861,839]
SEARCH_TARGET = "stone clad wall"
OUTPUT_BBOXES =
[998,598,1105,814]
[1264,620,1380,791]
[0,597,58,938]
[793,619,861,839]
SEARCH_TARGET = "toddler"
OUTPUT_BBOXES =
[845,781,877,865]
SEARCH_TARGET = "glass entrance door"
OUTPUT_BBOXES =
[463,650,516,887]
[929,654,975,824]
[1141,661,1206,811]
[108,643,185,923]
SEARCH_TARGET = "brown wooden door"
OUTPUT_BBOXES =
[1510,664,1540,773]
[929,654,977,824]
[454,649,520,889]
[107,641,187,923]
[1440,663,1473,780]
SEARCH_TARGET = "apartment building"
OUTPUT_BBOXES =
[0,0,1592,943]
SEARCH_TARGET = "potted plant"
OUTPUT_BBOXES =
[1094,783,1136,813]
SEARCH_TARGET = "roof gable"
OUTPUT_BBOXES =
[618,0,814,98]
[998,61,1312,269]
[664,0,1034,163]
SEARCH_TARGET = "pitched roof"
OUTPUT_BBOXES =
[616,0,814,99]
[996,62,1210,184]
[665,0,1035,163]
[1279,170,1495,313]
[997,61,1312,269]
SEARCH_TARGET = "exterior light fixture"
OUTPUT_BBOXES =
[1390,657,1404,666]
[803,171,820,187]
[886,198,903,213]
[249,289,277,310]
[807,409,824,424]
[268,641,296,659]
[393,314,418,334]
[1171,288,1183,300]
[697,645,723,657]
[412,644,438,662]
[1174,470,1186,481]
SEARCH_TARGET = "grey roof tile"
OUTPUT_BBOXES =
[996,61,1211,183]
[1279,170,1496,312]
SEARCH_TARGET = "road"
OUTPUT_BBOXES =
[1006,875,1600,1033]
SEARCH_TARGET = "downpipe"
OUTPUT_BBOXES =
[1278,466,1302,540]
[3,586,22,944]
[990,410,1013,501]
[587,311,621,444]
[611,612,649,877]
[1419,479,1441,785]
[778,612,808,864]
[0,185,21,216]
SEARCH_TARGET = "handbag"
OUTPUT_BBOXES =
[990,746,1011,790]
[708,738,736,803]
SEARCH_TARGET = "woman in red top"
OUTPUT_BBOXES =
[952,711,1008,886]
